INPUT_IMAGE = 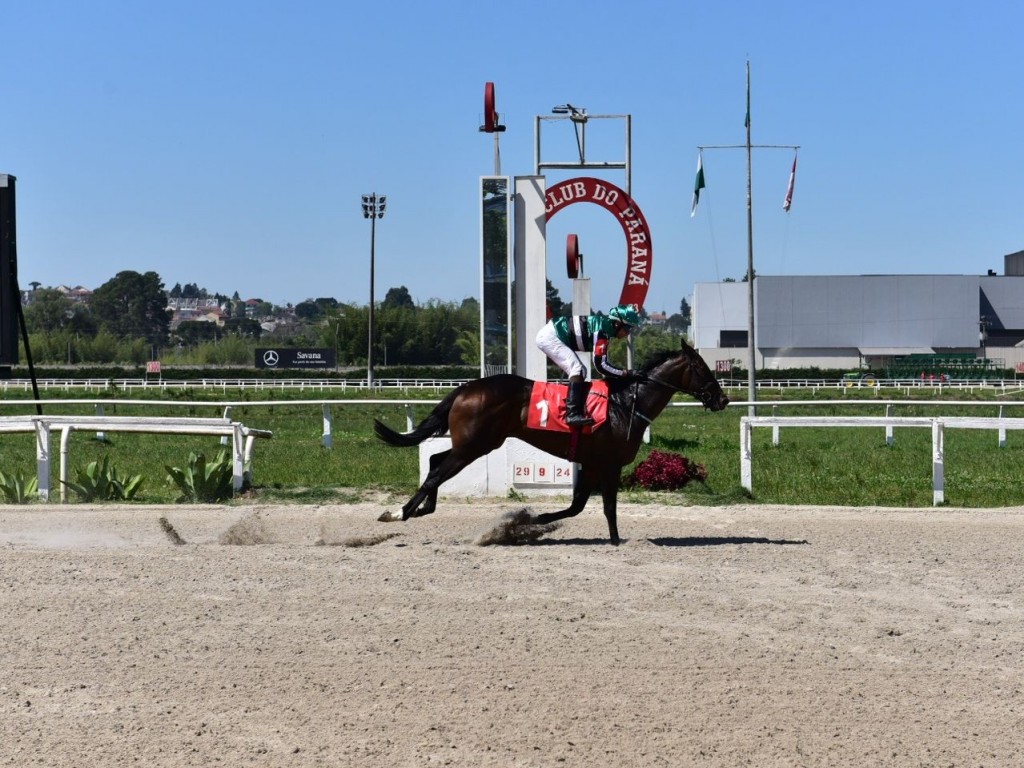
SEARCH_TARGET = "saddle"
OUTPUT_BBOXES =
[526,380,610,434]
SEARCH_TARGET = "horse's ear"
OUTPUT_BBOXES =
[680,337,694,352]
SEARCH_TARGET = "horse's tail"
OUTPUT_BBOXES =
[373,386,461,448]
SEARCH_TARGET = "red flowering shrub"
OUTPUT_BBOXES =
[624,450,707,491]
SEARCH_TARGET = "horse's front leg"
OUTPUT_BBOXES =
[531,466,596,528]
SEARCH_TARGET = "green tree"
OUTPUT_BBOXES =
[384,286,415,309]
[546,279,567,317]
[679,296,691,322]
[90,270,171,345]
[67,305,98,336]
[24,288,73,333]
[666,296,691,334]
[295,300,321,321]
[174,320,221,345]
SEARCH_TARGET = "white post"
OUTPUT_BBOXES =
[405,404,415,432]
[221,406,232,446]
[59,426,73,503]
[771,405,780,446]
[998,404,1006,448]
[885,403,894,446]
[322,404,333,448]
[740,417,753,492]
[243,434,256,484]
[35,422,51,501]
[931,419,944,505]
[95,403,106,442]
[232,423,245,491]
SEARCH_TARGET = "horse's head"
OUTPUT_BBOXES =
[640,339,730,411]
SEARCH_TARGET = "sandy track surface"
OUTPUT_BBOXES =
[1,499,1023,767]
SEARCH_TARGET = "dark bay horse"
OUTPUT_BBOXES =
[374,338,729,544]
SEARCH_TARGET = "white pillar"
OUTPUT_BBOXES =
[740,418,753,492]
[322,404,333,448]
[931,419,944,505]
[514,176,548,381]
[35,422,51,501]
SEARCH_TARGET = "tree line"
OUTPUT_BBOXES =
[19,270,692,367]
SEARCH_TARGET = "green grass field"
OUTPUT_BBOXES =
[1,384,1023,506]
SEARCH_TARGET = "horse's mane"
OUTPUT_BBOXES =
[604,348,683,396]
[637,348,680,375]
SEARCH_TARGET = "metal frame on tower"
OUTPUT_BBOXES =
[535,107,632,196]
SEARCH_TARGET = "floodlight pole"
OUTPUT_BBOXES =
[361,193,386,389]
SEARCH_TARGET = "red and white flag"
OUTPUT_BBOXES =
[783,154,797,212]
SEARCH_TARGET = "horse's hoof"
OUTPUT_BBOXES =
[377,510,403,523]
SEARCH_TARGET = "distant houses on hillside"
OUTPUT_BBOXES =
[166,297,226,329]
[22,284,296,335]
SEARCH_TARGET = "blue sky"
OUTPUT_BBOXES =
[2,1,1022,315]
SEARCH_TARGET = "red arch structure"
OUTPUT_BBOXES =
[544,177,652,308]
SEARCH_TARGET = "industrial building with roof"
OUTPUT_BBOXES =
[691,251,1024,375]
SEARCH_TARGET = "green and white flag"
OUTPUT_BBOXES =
[690,154,705,217]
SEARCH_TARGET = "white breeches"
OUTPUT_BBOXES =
[536,323,586,379]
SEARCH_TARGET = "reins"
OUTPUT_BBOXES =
[623,372,679,441]
[639,372,687,394]
[620,357,710,440]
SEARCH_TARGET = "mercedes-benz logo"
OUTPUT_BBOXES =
[263,350,280,367]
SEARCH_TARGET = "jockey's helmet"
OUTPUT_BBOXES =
[608,304,642,328]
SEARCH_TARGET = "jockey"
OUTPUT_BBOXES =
[535,303,642,427]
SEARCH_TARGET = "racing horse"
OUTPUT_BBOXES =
[374,338,729,544]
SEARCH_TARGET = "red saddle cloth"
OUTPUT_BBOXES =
[526,380,610,434]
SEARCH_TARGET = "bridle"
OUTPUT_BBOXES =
[635,366,719,408]
[621,358,718,439]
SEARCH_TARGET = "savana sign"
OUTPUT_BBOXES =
[255,348,336,369]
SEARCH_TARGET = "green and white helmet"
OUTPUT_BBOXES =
[608,304,642,328]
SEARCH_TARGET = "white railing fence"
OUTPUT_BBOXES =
[4,395,1024,504]
[740,414,1024,505]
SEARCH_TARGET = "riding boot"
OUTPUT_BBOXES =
[564,378,594,427]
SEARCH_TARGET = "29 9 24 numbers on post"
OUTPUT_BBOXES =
[511,461,574,487]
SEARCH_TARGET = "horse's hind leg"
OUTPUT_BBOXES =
[408,449,449,517]
[394,449,447,519]
[400,448,478,520]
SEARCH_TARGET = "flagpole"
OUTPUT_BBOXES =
[694,61,800,414]
[745,60,756,416]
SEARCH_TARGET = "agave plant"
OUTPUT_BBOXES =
[165,450,235,503]
[63,456,145,502]
[0,469,39,504]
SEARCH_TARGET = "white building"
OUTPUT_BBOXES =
[692,254,1024,373]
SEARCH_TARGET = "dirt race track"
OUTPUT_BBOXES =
[1,499,1022,767]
